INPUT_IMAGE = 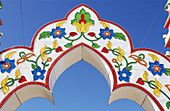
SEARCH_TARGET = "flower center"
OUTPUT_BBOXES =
[122,73,127,77]
[37,72,41,76]
[103,31,111,36]
[2,63,11,69]
[153,65,161,72]
[54,30,61,36]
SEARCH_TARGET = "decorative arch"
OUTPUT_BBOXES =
[0,4,169,111]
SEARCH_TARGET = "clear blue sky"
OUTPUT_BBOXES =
[0,0,169,111]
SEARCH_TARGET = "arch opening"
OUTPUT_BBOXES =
[48,44,114,93]
[16,60,144,111]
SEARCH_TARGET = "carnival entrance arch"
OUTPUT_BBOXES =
[0,4,169,111]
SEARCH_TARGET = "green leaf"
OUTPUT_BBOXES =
[64,43,73,48]
[76,12,81,19]
[71,8,94,24]
[165,68,170,72]
[86,19,94,24]
[85,12,94,24]
[39,31,51,40]
[31,64,37,70]
[80,8,86,14]
[71,13,80,24]
[127,66,132,72]
[165,71,170,76]
[166,102,170,109]
[45,64,49,67]
[92,43,100,48]
[114,33,126,41]
[114,65,118,68]
[165,68,170,76]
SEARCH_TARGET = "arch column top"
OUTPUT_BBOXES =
[0,4,169,111]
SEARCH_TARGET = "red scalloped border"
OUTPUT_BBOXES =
[0,4,168,110]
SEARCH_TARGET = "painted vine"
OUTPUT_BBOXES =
[101,41,170,109]
[0,51,27,94]
[38,8,126,48]
[17,40,63,81]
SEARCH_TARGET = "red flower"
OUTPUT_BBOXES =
[136,78,144,85]
[88,32,95,37]
[70,32,77,37]
[55,46,63,52]
[101,47,109,53]
[19,76,27,83]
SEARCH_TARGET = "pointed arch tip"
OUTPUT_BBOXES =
[1,85,55,111]
[0,4,169,111]
[108,86,161,111]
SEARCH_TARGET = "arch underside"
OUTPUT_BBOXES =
[1,44,158,111]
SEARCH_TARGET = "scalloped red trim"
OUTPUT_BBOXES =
[0,4,168,111]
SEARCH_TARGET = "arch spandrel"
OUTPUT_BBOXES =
[0,4,169,111]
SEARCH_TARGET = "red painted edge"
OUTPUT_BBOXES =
[0,4,168,110]
[165,37,170,47]
[0,18,2,26]
[0,82,47,108]
[45,43,118,91]
[164,15,170,28]
[115,83,164,111]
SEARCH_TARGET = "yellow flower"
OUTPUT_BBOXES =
[117,55,123,62]
[41,53,47,61]
[153,78,162,97]
[117,47,124,62]
[40,45,47,61]
[15,68,21,79]
[1,76,9,94]
[107,41,112,50]
[143,71,148,82]
[2,86,9,94]
[53,40,58,49]
[72,22,93,33]
[154,88,160,97]
[155,78,162,90]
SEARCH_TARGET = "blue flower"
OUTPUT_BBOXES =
[99,27,115,39]
[148,61,166,76]
[118,68,132,82]
[0,58,16,73]
[31,66,46,81]
[50,26,66,39]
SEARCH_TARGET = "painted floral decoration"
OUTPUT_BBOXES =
[148,61,166,76]
[32,66,46,81]
[50,26,66,39]
[118,68,132,82]
[0,58,16,73]
[71,8,94,33]
[136,77,144,85]
[99,27,115,40]
[39,8,126,49]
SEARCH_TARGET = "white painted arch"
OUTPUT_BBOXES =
[1,44,158,111]
[0,4,169,111]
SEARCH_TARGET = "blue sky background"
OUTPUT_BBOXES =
[0,0,169,111]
